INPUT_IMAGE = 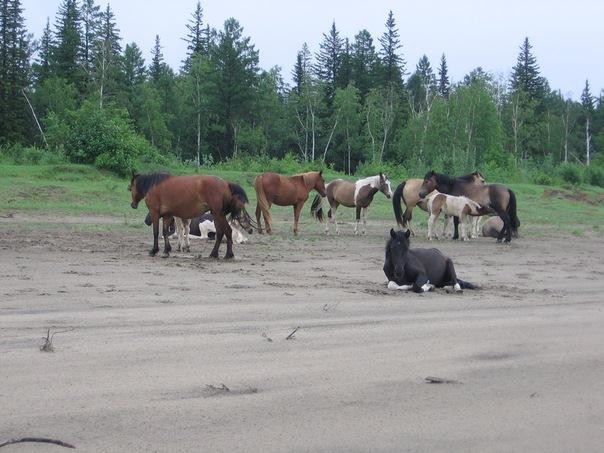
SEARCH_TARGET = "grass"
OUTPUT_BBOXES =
[1,163,603,237]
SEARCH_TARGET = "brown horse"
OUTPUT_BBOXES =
[310,173,393,235]
[392,171,485,235]
[418,170,520,242]
[129,172,254,258]
[254,171,326,235]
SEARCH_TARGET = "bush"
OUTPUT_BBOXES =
[531,172,554,186]
[558,163,584,185]
[586,165,604,187]
[0,143,66,165]
[355,160,407,181]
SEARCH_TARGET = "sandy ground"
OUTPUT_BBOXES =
[1,214,604,452]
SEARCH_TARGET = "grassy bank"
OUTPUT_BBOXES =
[1,163,603,237]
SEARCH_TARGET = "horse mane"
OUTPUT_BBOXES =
[135,172,171,197]
[457,172,479,182]
[301,171,319,190]
[424,171,455,187]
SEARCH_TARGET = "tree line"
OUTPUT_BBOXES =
[1,0,603,181]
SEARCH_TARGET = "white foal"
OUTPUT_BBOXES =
[424,191,482,241]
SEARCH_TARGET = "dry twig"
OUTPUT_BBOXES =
[0,437,75,449]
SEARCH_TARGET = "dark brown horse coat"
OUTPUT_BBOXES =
[254,171,326,235]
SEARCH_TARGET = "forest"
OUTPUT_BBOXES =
[1,0,603,186]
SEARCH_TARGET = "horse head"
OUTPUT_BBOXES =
[314,170,327,197]
[227,183,255,234]
[388,228,411,278]
[418,170,437,199]
[379,172,393,199]
[472,171,486,184]
[128,171,142,209]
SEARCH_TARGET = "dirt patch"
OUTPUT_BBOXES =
[543,188,604,205]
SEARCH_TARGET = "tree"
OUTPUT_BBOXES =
[52,0,83,89]
[122,42,145,92]
[80,0,100,80]
[510,37,545,104]
[378,10,404,87]
[350,29,377,99]
[581,79,594,165]
[0,0,31,143]
[437,53,450,99]
[292,50,304,95]
[92,3,121,108]
[210,18,259,157]
[333,84,361,173]
[32,18,53,84]
[314,21,344,107]
[149,34,163,85]
[182,1,206,69]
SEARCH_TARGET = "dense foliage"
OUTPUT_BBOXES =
[0,0,603,185]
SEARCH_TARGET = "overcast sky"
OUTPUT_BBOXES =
[22,0,603,99]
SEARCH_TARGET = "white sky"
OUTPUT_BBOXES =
[23,0,603,99]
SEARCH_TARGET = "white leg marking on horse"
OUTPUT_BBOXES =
[421,282,435,292]
[454,283,462,292]
[362,207,367,235]
[388,281,412,291]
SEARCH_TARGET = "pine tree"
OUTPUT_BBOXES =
[437,53,450,99]
[52,0,83,88]
[510,37,545,102]
[314,21,344,106]
[292,51,304,94]
[122,42,145,91]
[184,1,205,60]
[378,10,404,86]
[0,0,31,143]
[92,3,121,107]
[80,0,100,78]
[33,17,53,84]
[149,34,163,85]
[581,79,594,165]
[338,38,351,88]
[350,29,377,99]
[416,55,436,91]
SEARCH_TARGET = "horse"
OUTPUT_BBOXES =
[424,191,482,241]
[254,171,326,235]
[392,171,485,236]
[481,216,520,239]
[184,213,248,244]
[129,172,254,259]
[418,170,520,242]
[310,173,393,235]
[384,228,477,293]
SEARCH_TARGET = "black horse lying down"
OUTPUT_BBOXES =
[384,229,476,293]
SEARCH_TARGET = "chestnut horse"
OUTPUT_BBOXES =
[254,171,327,235]
[392,171,485,236]
[129,172,254,258]
[418,170,520,242]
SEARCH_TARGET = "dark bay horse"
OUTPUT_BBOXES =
[310,173,393,235]
[418,170,520,242]
[254,171,326,235]
[392,171,485,235]
[384,229,476,293]
[129,172,254,258]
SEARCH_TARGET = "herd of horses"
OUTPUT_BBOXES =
[128,168,520,292]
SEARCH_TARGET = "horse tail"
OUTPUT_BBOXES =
[228,182,249,205]
[393,181,406,227]
[254,174,272,226]
[310,194,325,222]
[507,189,520,235]
[457,279,478,290]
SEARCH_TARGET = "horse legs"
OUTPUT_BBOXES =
[443,257,462,292]
[471,216,481,238]
[452,216,460,240]
[361,207,368,235]
[459,214,468,241]
[354,206,361,235]
[161,215,172,258]
[412,273,434,293]
[428,212,439,240]
[209,214,233,258]
[182,218,191,252]
[255,203,263,234]
[293,202,303,235]
[496,211,512,243]
[403,207,415,236]
[264,203,273,234]
[150,211,160,256]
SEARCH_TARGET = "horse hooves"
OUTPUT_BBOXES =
[183,246,190,253]
[149,249,159,257]
[224,253,234,260]
[209,253,219,259]
[161,253,170,258]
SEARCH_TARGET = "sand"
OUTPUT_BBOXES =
[1,214,604,452]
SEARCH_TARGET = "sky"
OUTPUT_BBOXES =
[22,0,603,100]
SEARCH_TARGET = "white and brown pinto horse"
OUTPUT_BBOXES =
[424,191,482,241]
[392,171,485,236]
[311,173,393,235]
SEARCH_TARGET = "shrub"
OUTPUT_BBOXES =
[586,165,604,187]
[531,172,554,186]
[558,163,584,185]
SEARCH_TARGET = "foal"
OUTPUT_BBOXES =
[384,229,476,293]
[424,191,482,241]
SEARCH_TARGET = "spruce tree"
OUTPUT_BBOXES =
[92,3,121,107]
[314,21,344,106]
[510,37,545,102]
[0,0,30,143]
[292,51,304,94]
[378,10,404,86]
[52,0,83,88]
[33,18,53,84]
[122,42,145,91]
[149,34,163,85]
[184,1,205,59]
[437,53,450,99]
[416,55,436,91]
[350,29,377,99]
[80,0,100,78]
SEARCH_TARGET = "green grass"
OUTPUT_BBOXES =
[1,163,603,237]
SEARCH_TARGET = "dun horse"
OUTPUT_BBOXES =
[392,171,485,235]
[418,170,520,242]
[254,171,326,235]
[310,173,393,235]
[384,229,477,293]
[129,172,254,258]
